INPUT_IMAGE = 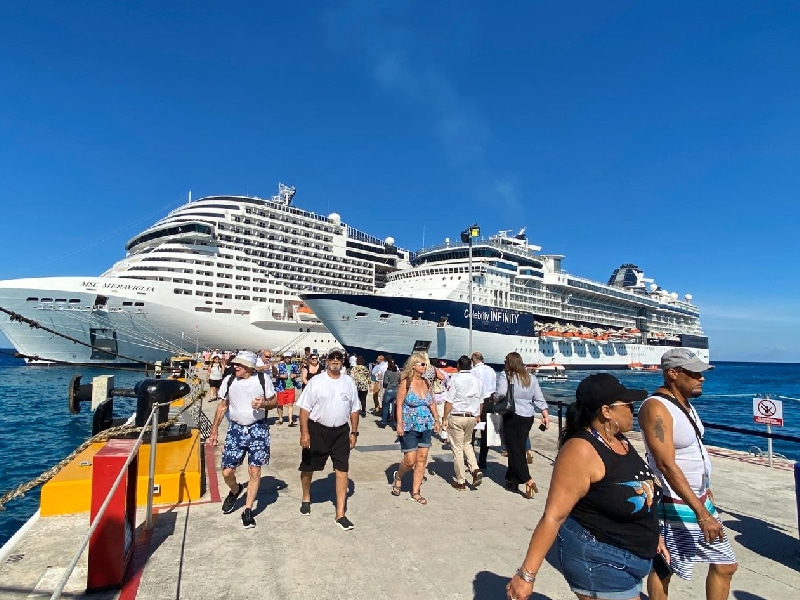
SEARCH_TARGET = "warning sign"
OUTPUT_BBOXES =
[753,397,783,426]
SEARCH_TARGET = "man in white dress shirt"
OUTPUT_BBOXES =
[471,351,498,469]
[442,355,484,490]
[297,348,361,530]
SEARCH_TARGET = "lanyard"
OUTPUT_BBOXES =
[652,391,710,485]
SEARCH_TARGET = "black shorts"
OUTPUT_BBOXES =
[209,379,223,389]
[299,421,351,472]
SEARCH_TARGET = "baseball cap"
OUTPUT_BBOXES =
[283,351,293,357]
[230,350,257,369]
[575,373,648,411]
[327,347,345,360]
[660,348,714,372]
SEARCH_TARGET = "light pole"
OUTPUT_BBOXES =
[461,224,480,355]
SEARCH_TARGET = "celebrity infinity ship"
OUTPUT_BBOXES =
[301,229,710,369]
[0,184,411,364]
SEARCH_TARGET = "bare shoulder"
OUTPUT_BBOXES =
[638,396,673,425]
[556,437,604,482]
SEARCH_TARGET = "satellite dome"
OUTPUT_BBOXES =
[649,283,658,292]
[385,236,395,246]
[685,293,693,301]
[328,213,341,225]
[670,292,679,300]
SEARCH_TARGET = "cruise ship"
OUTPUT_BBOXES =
[301,229,710,370]
[0,184,411,365]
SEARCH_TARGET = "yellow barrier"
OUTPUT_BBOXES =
[41,430,202,516]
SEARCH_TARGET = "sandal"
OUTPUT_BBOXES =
[391,471,402,496]
[410,492,427,505]
[526,450,534,464]
[524,481,538,499]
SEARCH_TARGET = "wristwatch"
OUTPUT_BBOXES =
[350,431,359,437]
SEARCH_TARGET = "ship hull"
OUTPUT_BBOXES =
[301,293,710,370]
[0,278,338,364]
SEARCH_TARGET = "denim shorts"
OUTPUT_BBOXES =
[399,428,432,452]
[557,517,652,600]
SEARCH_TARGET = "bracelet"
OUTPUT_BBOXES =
[516,567,536,584]
[697,515,713,524]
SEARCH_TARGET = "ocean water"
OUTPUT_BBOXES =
[0,351,798,546]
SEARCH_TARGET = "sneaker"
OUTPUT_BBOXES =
[300,501,311,516]
[221,483,243,514]
[472,470,484,487]
[241,508,256,529]
[335,516,354,531]
[451,481,466,491]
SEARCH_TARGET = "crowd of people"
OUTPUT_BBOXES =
[204,345,736,600]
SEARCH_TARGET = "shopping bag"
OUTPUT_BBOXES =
[485,413,503,447]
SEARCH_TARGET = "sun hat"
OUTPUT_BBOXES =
[575,373,648,411]
[660,348,714,372]
[230,350,257,369]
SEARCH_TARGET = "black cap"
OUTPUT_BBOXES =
[575,373,648,411]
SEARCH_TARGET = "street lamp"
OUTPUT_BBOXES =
[460,223,480,354]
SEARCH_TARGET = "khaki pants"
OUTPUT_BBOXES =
[446,415,479,484]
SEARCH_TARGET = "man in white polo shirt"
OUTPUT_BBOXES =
[209,350,276,529]
[296,347,361,530]
[443,355,484,490]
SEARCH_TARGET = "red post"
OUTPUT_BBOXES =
[87,439,138,591]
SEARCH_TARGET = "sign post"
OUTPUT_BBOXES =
[753,396,784,468]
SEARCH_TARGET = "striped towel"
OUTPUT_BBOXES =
[659,491,737,580]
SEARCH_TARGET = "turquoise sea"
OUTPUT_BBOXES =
[0,351,798,546]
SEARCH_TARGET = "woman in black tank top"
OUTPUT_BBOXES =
[302,353,323,386]
[507,374,666,600]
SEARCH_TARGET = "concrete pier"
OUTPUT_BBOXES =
[1,396,797,599]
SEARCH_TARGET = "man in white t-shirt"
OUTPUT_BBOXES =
[370,354,388,414]
[297,348,361,530]
[209,350,276,529]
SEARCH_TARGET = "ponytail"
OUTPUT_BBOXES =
[559,401,598,448]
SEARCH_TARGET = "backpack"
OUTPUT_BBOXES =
[221,371,268,400]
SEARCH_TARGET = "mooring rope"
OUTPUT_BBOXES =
[0,376,206,512]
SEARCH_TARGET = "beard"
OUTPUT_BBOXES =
[689,387,703,399]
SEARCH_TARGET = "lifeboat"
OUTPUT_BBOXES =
[628,362,644,371]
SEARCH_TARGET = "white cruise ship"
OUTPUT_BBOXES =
[301,229,710,370]
[0,184,411,365]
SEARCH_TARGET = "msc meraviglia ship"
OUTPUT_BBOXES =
[301,228,710,370]
[0,184,410,364]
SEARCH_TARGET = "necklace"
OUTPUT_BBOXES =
[588,426,628,453]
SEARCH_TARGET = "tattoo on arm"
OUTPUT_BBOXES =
[654,417,665,443]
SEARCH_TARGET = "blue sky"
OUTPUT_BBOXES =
[1,1,799,362]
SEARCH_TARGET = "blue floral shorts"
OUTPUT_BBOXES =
[221,420,270,468]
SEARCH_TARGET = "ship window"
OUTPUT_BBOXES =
[379,313,390,319]
[55,298,66,303]
[214,308,232,314]
[41,298,53,302]
[355,312,367,318]
[195,306,212,312]
[134,302,144,306]
[26,297,38,301]
[122,301,133,306]
[234,309,250,315]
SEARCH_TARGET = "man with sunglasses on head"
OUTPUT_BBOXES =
[296,348,361,530]
[638,348,737,600]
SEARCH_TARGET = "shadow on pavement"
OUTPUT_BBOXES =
[722,508,799,571]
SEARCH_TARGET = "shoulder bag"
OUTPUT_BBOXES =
[493,381,515,416]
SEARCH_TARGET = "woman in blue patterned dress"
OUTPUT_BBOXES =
[390,352,441,504]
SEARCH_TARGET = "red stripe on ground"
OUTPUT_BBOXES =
[120,524,153,600]
[205,442,221,503]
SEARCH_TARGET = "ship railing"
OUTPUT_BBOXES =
[49,400,172,600]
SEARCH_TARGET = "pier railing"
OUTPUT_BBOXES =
[50,400,172,600]
[545,400,800,459]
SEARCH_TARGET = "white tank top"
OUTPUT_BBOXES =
[642,395,711,499]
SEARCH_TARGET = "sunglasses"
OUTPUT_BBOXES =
[415,362,428,367]
[676,368,704,380]
[608,401,635,411]
[328,353,344,361]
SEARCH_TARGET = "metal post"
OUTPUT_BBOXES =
[767,423,773,468]
[468,237,473,355]
[145,406,158,530]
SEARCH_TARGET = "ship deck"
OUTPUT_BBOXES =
[1,381,797,599]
